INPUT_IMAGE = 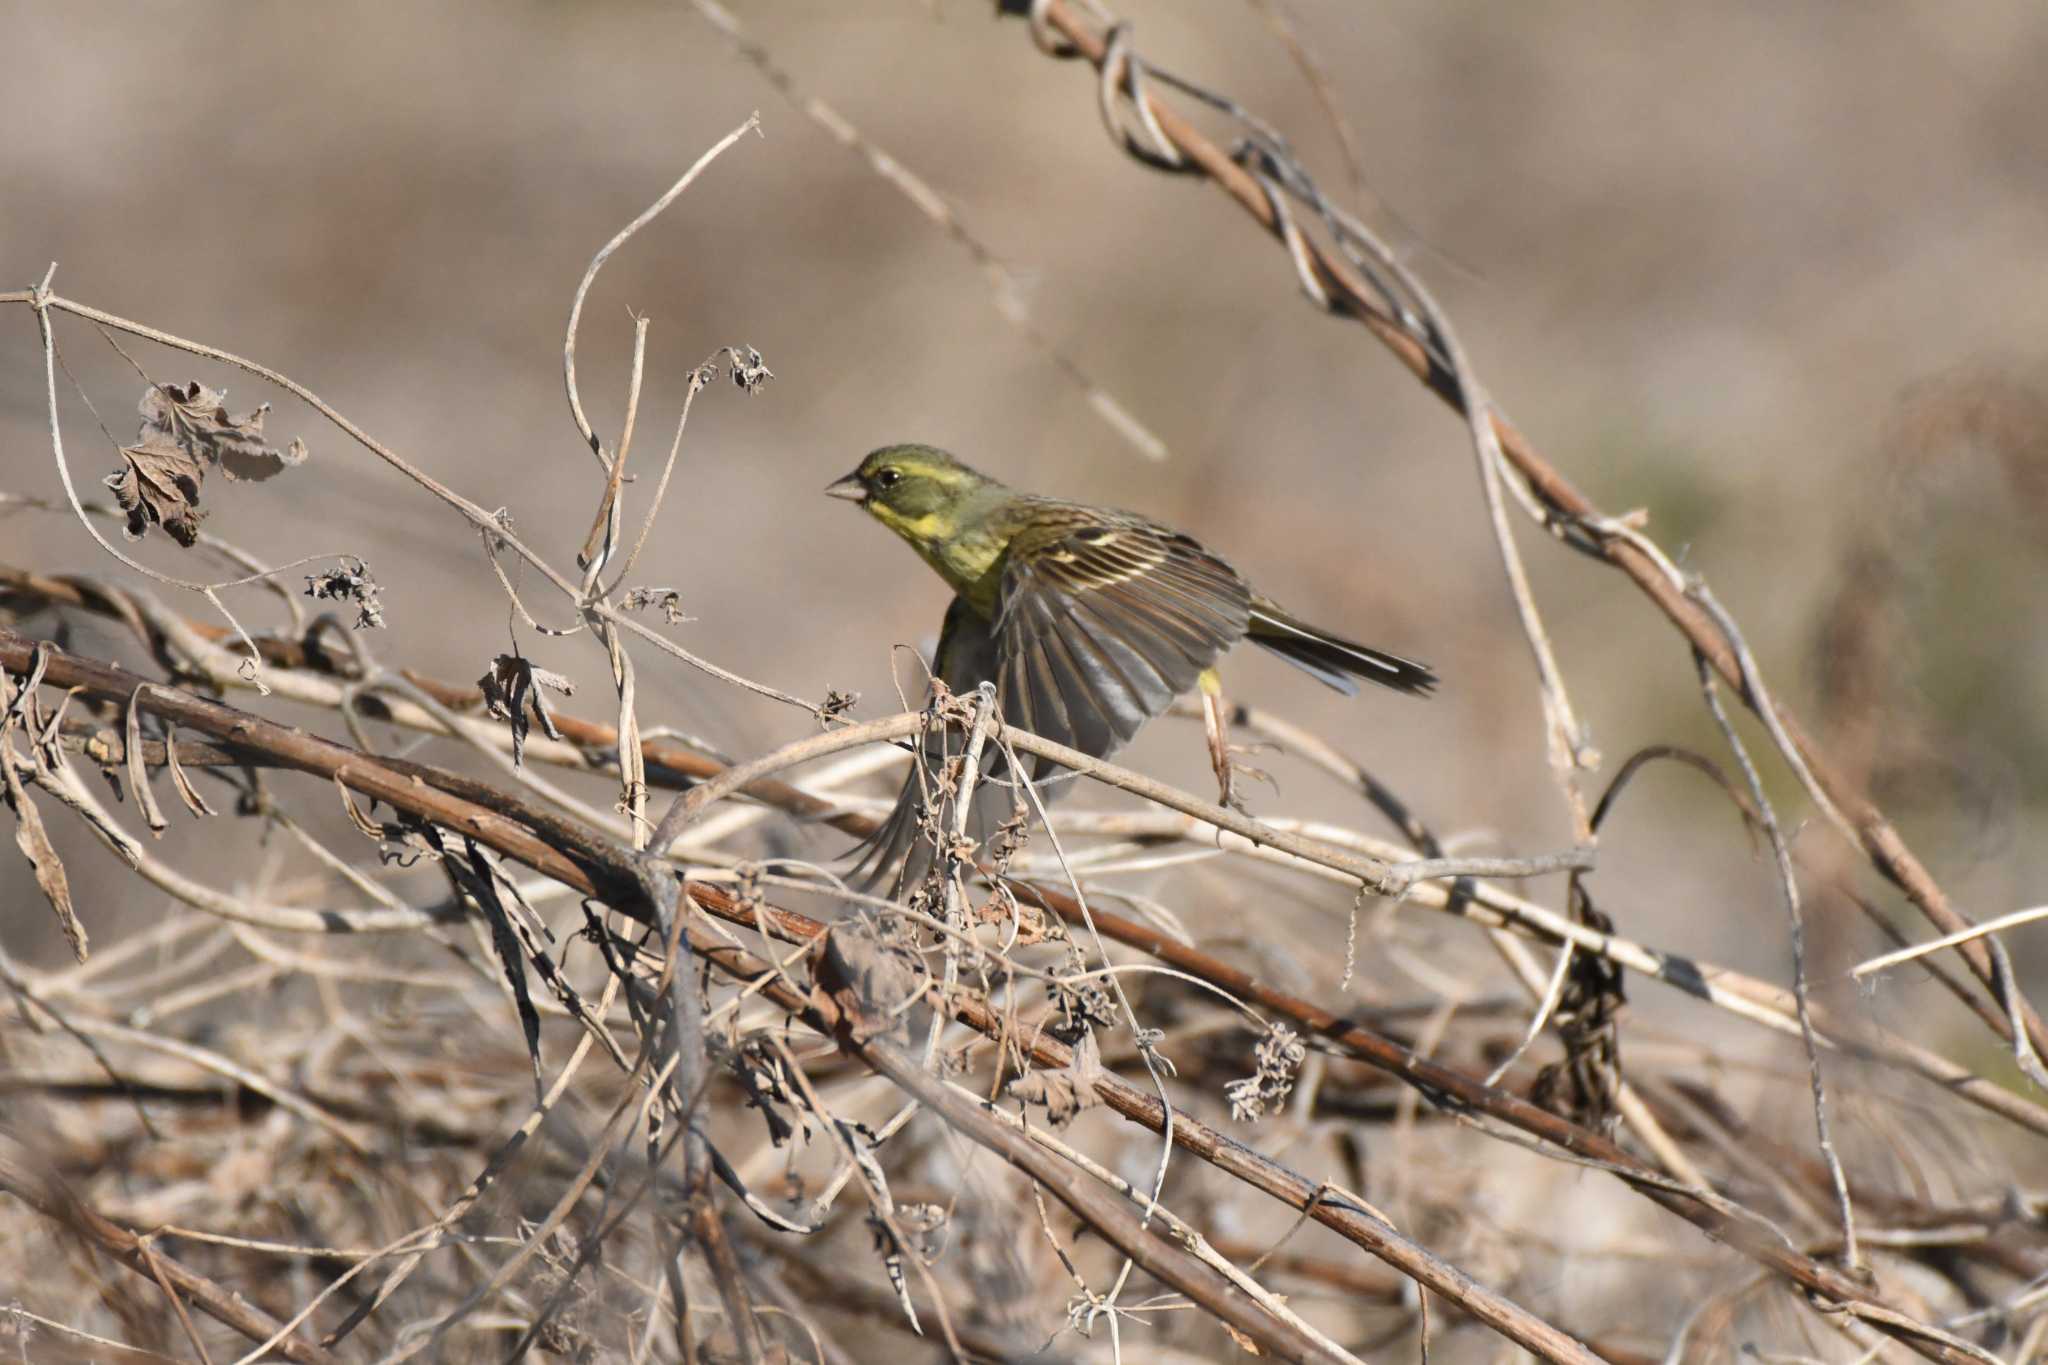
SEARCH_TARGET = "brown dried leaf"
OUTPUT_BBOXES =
[525,669,569,740]
[125,686,167,837]
[1006,1029,1108,1125]
[332,775,444,867]
[303,557,386,629]
[140,380,307,482]
[104,382,311,546]
[478,652,572,767]
[163,721,216,819]
[3,739,87,962]
[106,438,206,546]
[334,774,384,841]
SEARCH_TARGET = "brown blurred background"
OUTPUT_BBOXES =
[4,0,2047,1349]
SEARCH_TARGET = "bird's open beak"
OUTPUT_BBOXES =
[824,473,867,504]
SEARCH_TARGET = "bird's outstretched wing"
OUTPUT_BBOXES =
[994,509,1251,772]
[850,514,1251,893]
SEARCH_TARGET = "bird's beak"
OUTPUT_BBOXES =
[824,473,867,504]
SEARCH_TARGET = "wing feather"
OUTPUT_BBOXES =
[1063,598,1174,724]
[1035,609,1120,762]
[994,510,1249,768]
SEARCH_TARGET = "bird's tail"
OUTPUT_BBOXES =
[845,731,1018,895]
[1246,600,1436,697]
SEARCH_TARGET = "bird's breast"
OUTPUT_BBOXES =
[881,516,1005,614]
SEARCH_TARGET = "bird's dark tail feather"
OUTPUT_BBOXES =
[846,740,1017,895]
[1246,603,1436,697]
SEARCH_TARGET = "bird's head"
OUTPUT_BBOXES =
[825,444,998,548]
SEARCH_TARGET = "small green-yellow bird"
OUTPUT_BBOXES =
[827,443,1434,886]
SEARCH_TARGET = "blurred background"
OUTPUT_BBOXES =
[4,2,2047,1358]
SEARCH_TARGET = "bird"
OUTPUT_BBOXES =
[826,442,1434,891]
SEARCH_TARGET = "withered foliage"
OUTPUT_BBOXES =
[105,381,307,546]
[303,555,385,629]
[478,650,573,766]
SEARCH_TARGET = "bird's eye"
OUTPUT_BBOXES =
[874,468,901,489]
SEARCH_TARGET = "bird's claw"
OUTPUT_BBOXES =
[1200,686,1239,810]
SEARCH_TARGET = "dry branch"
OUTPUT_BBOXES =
[2,627,2013,1362]
[1012,0,2047,1064]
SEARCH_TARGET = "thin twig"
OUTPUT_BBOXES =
[563,114,761,462]
[1696,648,1861,1274]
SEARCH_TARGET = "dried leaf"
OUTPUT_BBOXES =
[3,737,87,962]
[1222,1322,1264,1355]
[478,652,573,767]
[525,670,569,740]
[454,837,544,1100]
[620,586,691,625]
[1006,1029,1108,1125]
[731,1035,802,1148]
[378,821,445,869]
[106,439,206,546]
[38,758,144,870]
[724,344,774,394]
[1225,1023,1307,1123]
[103,382,310,545]
[162,721,216,819]
[334,774,384,841]
[125,687,167,837]
[332,776,445,867]
[303,557,386,629]
[819,688,859,724]
[140,380,306,482]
